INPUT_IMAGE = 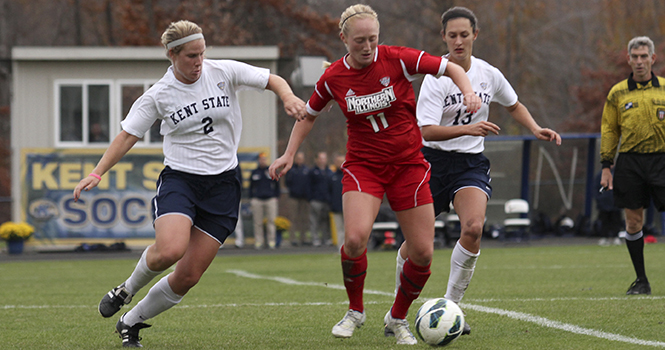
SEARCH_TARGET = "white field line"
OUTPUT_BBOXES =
[478,264,629,270]
[461,303,665,347]
[228,269,665,348]
[175,300,393,309]
[4,295,662,311]
[225,269,394,297]
[1,305,91,310]
[467,296,665,303]
[0,300,394,311]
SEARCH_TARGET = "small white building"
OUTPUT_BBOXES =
[11,46,280,243]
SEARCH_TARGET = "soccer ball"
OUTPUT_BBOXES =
[414,298,465,347]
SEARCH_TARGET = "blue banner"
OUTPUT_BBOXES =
[21,148,265,240]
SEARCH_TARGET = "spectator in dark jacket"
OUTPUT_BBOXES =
[330,154,345,249]
[285,151,310,246]
[250,153,280,249]
[309,151,332,246]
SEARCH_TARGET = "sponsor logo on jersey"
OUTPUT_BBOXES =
[345,86,396,114]
[659,108,665,121]
[380,76,390,87]
[346,89,356,96]
[625,102,634,110]
[480,82,488,90]
[217,82,225,90]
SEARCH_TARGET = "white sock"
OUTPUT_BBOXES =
[123,274,183,326]
[125,246,164,295]
[444,241,480,303]
[394,247,406,296]
[625,230,643,241]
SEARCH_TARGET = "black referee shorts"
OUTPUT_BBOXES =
[422,147,492,216]
[152,166,241,244]
[613,153,665,211]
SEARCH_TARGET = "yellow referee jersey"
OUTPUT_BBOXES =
[600,74,665,166]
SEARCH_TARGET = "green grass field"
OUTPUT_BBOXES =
[1,243,664,349]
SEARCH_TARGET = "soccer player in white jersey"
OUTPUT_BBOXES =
[73,20,305,347]
[394,6,561,335]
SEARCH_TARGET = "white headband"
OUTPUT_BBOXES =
[166,33,204,49]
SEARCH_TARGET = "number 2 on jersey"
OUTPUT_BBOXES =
[366,113,388,133]
[202,117,214,134]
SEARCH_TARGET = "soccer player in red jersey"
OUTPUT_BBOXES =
[269,4,481,345]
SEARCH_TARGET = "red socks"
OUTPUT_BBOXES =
[340,246,367,313]
[392,258,431,319]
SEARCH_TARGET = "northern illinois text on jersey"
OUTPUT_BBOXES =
[167,95,230,125]
[345,86,396,114]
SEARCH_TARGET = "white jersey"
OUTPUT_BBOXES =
[121,59,269,175]
[417,56,518,154]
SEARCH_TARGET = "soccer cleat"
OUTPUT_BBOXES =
[462,321,471,335]
[116,315,151,348]
[99,283,133,318]
[384,310,417,345]
[626,278,651,295]
[332,309,366,338]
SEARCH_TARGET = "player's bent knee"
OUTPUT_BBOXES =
[171,272,202,294]
[410,255,432,267]
[408,247,433,266]
[151,250,185,270]
[461,221,483,241]
[342,233,367,254]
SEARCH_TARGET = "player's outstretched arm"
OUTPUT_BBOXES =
[506,101,562,145]
[442,61,481,113]
[421,121,500,142]
[269,113,317,180]
[266,74,307,121]
[73,131,140,201]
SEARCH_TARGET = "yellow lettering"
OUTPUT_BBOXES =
[142,162,163,190]
[32,163,59,190]
[59,163,82,190]
[111,163,133,190]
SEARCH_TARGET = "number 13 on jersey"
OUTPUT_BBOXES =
[366,112,389,133]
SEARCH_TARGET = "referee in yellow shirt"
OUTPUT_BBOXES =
[600,36,665,296]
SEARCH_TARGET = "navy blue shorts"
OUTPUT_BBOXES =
[152,166,241,244]
[422,147,492,216]
[614,153,665,211]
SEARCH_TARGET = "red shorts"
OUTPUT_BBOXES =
[341,160,433,211]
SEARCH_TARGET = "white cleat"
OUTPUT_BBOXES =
[332,309,366,338]
[384,310,417,345]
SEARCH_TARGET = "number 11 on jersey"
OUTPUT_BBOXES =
[366,112,389,133]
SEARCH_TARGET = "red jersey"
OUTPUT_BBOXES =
[307,45,446,164]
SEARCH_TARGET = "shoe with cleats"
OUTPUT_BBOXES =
[332,309,366,338]
[99,283,133,318]
[384,310,417,345]
[626,278,651,295]
[116,315,151,348]
[462,321,471,335]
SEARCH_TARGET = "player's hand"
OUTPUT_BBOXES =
[600,167,613,191]
[463,93,481,113]
[534,128,562,146]
[283,93,307,121]
[73,175,100,202]
[269,155,293,180]
[465,121,500,137]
